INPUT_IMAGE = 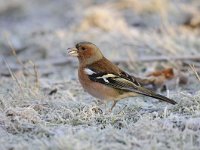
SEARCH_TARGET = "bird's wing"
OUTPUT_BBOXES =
[84,67,138,90]
[85,68,150,94]
[84,67,177,105]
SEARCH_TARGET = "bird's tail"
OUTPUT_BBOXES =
[144,92,177,105]
[135,87,177,105]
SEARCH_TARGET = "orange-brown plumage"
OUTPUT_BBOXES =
[68,42,177,110]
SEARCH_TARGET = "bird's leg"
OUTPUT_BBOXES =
[110,101,117,112]
[95,99,104,106]
[104,101,107,111]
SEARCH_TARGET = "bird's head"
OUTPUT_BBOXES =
[68,42,103,65]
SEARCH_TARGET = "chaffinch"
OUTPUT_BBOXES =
[68,42,177,110]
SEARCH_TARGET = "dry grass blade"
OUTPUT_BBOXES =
[1,56,24,94]
[29,61,40,88]
[190,64,200,81]
[4,33,24,67]
[4,34,35,77]
[34,63,40,88]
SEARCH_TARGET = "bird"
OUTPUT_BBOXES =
[68,42,177,111]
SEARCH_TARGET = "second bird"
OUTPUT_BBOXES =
[68,42,177,110]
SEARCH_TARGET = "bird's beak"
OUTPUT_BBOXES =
[67,47,79,57]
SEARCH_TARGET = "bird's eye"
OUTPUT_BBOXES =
[81,47,86,51]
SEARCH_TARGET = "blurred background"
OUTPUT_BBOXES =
[0,0,200,80]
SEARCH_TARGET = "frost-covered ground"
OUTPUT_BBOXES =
[0,0,200,149]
